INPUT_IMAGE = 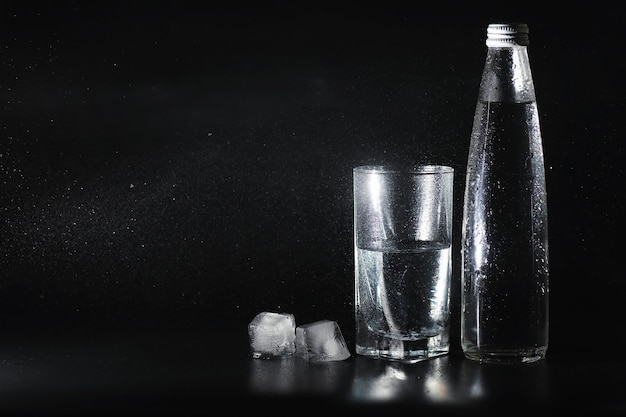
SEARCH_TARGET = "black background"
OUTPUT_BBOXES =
[1,2,625,410]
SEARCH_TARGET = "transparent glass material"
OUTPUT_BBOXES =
[354,165,454,363]
[461,23,549,364]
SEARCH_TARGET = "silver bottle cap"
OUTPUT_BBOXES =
[486,23,529,46]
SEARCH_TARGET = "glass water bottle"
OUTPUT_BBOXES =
[461,22,549,364]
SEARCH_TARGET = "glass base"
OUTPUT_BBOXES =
[462,346,548,364]
[356,327,449,363]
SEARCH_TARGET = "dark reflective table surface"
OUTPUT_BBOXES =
[0,325,624,416]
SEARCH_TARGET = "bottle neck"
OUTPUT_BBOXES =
[479,45,535,103]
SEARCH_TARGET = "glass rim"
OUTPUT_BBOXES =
[353,165,454,175]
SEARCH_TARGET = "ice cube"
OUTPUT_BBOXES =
[295,319,351,362]
[248,311,296,359]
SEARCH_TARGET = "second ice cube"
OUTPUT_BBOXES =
[296,319,351,362]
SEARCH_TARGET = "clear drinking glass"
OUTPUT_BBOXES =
[353,165,454,363]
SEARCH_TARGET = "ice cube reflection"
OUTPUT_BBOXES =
[248,357,353,396]
[248,358,305,395]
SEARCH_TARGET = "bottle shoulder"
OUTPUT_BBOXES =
[478,46,535,102]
